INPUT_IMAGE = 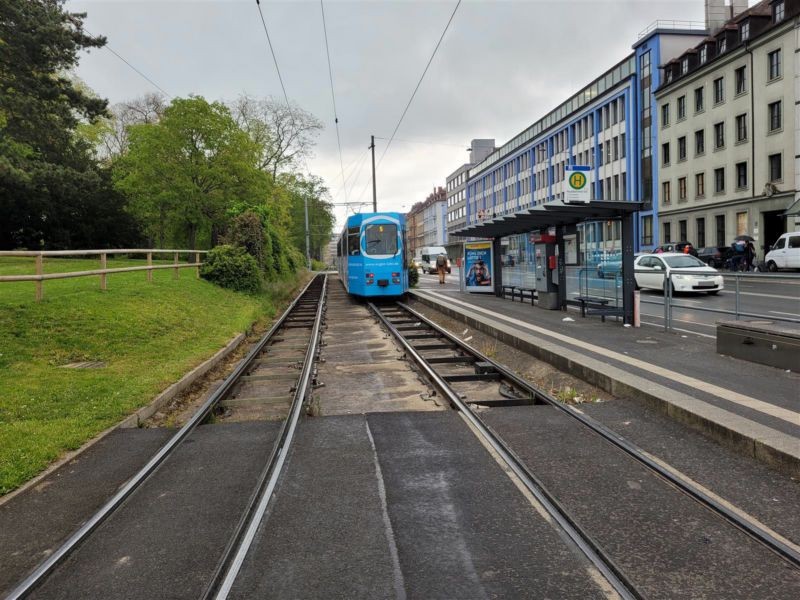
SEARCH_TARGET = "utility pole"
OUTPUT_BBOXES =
[304,194,311,270]
[370,135,377,212]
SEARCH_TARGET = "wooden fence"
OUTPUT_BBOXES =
[0,249,208,301]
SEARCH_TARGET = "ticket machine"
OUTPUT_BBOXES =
[533,232,559,309]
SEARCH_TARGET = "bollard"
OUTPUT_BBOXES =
[633,289,641,328]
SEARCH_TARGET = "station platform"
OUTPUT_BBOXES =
[408,286,800,477]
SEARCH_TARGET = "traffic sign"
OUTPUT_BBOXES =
[565,165,591,204]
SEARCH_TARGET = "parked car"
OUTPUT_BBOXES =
[634,253,723,294]
[765,232,800,271]
[652,241,698,257]
[696,246,729,268]
[596,259,621,279]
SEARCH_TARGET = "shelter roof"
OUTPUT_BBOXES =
[451,201,644,238]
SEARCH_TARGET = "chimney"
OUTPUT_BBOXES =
[706,0,750,34]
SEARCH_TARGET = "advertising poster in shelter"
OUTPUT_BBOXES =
[463,241,493,293]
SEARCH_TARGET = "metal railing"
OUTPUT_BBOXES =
[639,270,800,333]
[0,249,207,301]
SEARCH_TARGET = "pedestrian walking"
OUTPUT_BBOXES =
[744,240,756,272]
[435,253,448,285]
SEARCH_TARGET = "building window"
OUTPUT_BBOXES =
[697,218,706,247]
[768,101,782,131]
[714,122,724,149]
[714,167,725,193]
[736,212,748,236]
[696,172,705,198]
[679,220,687,241]
[613,137,619,161]
[768,49,782,80]
[735,66,746,95]
[715,215,725,246]
[679,177,687,200]
[662,181,671,204]
[662,142,670,166]
[768,153,782,182]
[661,104,670,127]
[774,0,785,22]
[735,114,747,142]
[736,162,747,189]
[713,77,724,104]
[681,58,688,74]
[740,21,750,41]
[663,222,671,244]
[677,95,686,119]
[719,37,727,53]
[695,129,705,155]
[621,133,626,158]
[641,215,653,246]
[694,87,704,112]
[700,46,707,64]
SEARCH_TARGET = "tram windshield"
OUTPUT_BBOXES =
[364,223,398,255]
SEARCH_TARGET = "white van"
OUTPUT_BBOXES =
[415,246,451,274]
[765,232,800,271]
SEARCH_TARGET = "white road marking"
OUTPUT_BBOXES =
[720,290,800,301]
[770,311,800,318]
[419,290,800,426]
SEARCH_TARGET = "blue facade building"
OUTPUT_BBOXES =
[462,21,709,260]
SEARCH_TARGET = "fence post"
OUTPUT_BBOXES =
[173,252,179,280]
[100,252,107,291]
[35,254,43,302]
[195,252,201,279]
[735,275,740,320]
[147,252,153,282]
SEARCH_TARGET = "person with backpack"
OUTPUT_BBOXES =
[435,253,448,284]
[731,239,746,271]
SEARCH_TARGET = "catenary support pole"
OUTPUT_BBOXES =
[304,194,311,269]
[370,135,377,212]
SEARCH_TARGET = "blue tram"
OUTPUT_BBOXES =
[336,212,408,297]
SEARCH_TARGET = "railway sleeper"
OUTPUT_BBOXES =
[466,397,535,408]
[413,342,456,351]
[443,372,502,383]
[425,355,477,364]
[403,332,440,340]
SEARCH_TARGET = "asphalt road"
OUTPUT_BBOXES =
[418,268,799,338]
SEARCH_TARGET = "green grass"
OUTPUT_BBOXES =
[0,256,301,495]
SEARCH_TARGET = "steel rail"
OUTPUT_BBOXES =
[396,301,800,569]
[207,274,327,600]
[6,275,322,600]
[368,302,642,600]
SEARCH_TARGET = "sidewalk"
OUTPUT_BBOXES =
[409,287,800,476]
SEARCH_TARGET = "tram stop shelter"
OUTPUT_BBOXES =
[452,200,645,326]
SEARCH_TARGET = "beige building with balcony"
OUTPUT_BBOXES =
[655,0,799,257]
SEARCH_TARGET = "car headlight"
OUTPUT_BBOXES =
[673,274,687,280]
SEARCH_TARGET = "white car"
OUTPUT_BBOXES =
[634,253,723,294]
[765,232,800,271]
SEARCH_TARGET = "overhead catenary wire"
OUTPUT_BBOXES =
[254,0,289,105]
[376,0,462,169]
[84,28,172,98]
[320,0,348,205]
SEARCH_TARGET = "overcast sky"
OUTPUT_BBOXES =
[68,0,712,228]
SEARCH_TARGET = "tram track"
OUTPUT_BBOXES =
[8,274,327,600]
[369,299,800,598]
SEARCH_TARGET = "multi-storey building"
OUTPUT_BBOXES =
[422,187,447,247]
[445,140,495,257]
[655,0,799,257]
[460,18,710,258]
[406,201,424,257]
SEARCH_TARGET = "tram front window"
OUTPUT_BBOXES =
[364,224,397,255]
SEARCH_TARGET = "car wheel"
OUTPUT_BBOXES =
[767,261,778,272]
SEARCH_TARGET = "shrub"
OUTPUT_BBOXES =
[408,263,419,287]
[200,245,262,293]
[222,211,268,273]
[311,259,327,271]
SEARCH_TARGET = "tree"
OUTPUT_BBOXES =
[83,93,167,162]
[230,94,323,178]
[0,0,143,249]
[285,175,335,260]
[114,96,267,249]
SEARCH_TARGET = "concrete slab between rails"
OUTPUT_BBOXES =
[410,289,800,477]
